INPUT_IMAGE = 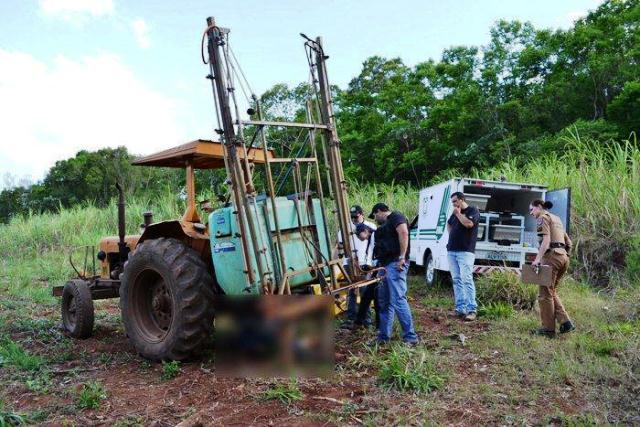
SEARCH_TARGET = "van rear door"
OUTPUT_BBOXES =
[545,188,571,233]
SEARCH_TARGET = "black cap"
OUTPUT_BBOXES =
[355,222,372,235]
[350,205,364,218]
[368,202,389,219]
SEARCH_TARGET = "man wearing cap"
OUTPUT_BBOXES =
[200,199,214,215]
[335,205,376,327]
[368,203,419,346]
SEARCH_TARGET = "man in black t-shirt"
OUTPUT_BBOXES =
[367,203,419,345]
[446,192,480,321]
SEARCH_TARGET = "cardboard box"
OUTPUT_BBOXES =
[521,264,554,287]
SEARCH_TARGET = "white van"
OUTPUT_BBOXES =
[409,178,570,286]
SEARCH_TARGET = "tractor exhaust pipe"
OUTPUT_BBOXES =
[115,183,128,264]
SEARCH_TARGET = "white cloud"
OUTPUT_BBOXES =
[563,10,588,26]
[0,50,182,182]
[557,1,603,29]
[40,0,114,19]
[132,19,151,49]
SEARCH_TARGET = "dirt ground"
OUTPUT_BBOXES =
[0,281,606,426]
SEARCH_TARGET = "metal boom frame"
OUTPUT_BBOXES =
[204,18,366,295]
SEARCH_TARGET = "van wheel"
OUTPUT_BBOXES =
[424,253,438,287]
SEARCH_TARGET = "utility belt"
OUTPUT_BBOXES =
[545,242,567,255]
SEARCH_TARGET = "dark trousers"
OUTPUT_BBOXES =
[539,252,571,331]
[354,282,379,328]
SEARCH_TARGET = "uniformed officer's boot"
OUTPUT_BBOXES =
[531,328,556,338]
[559,320,575,334]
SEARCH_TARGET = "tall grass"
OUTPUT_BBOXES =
[0,191,185,255]
[345,182,419,220]
[0,192,186,303]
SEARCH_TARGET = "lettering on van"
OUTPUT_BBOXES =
[435,185,451,239]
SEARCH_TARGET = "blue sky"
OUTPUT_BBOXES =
[0,0,602,187]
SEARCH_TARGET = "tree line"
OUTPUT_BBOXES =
[1,0,638,223]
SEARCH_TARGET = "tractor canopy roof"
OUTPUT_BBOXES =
[132,139,273,169]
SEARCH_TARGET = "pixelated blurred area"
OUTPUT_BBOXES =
[214,295,334,378]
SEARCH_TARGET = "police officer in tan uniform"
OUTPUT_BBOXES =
[529,199,575,337]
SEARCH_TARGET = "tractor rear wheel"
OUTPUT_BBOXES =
[61,279,95,339]
[120,238,215,361]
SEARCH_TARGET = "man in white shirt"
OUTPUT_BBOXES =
[352,222,379,330]
[335,205,376,327]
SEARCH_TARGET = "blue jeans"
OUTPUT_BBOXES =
[377,262,418,343]
[347,288,371,325]
[447,251,477,314]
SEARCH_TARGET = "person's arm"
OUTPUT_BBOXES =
[533,234,550,266]
[365,232,375,267]
[454,207,475,229]
[333,230,343,259]
[564,232,573,254]
[533,217,551,266]
[396,222,409,271]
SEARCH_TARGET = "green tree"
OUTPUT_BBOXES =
[608,80,640,136]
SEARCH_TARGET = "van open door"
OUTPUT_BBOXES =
[545,188,571,233]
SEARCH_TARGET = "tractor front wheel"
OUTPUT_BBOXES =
[61,279,95,339]
[120,238,215,361]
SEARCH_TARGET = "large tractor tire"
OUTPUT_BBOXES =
[61,279,95,339]
[120,238,215,361]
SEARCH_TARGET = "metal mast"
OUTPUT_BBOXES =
[312,37,355,278]
[205,17,270,293]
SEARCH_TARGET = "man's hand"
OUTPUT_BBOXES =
[532,258,541,267]
[453,207,475,229]
[396,258,407,271]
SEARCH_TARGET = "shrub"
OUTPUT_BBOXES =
[0,400,26,426]
[476,271,537,310]
[260,380,303,404]
[76,381,107,410]
[478,301,515,319]
[377,346,446,393]
[161,360,180,381]
[0,336,44,372]
[574,335,624,357]
[625,234,640,286]
[24,372,52,394]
